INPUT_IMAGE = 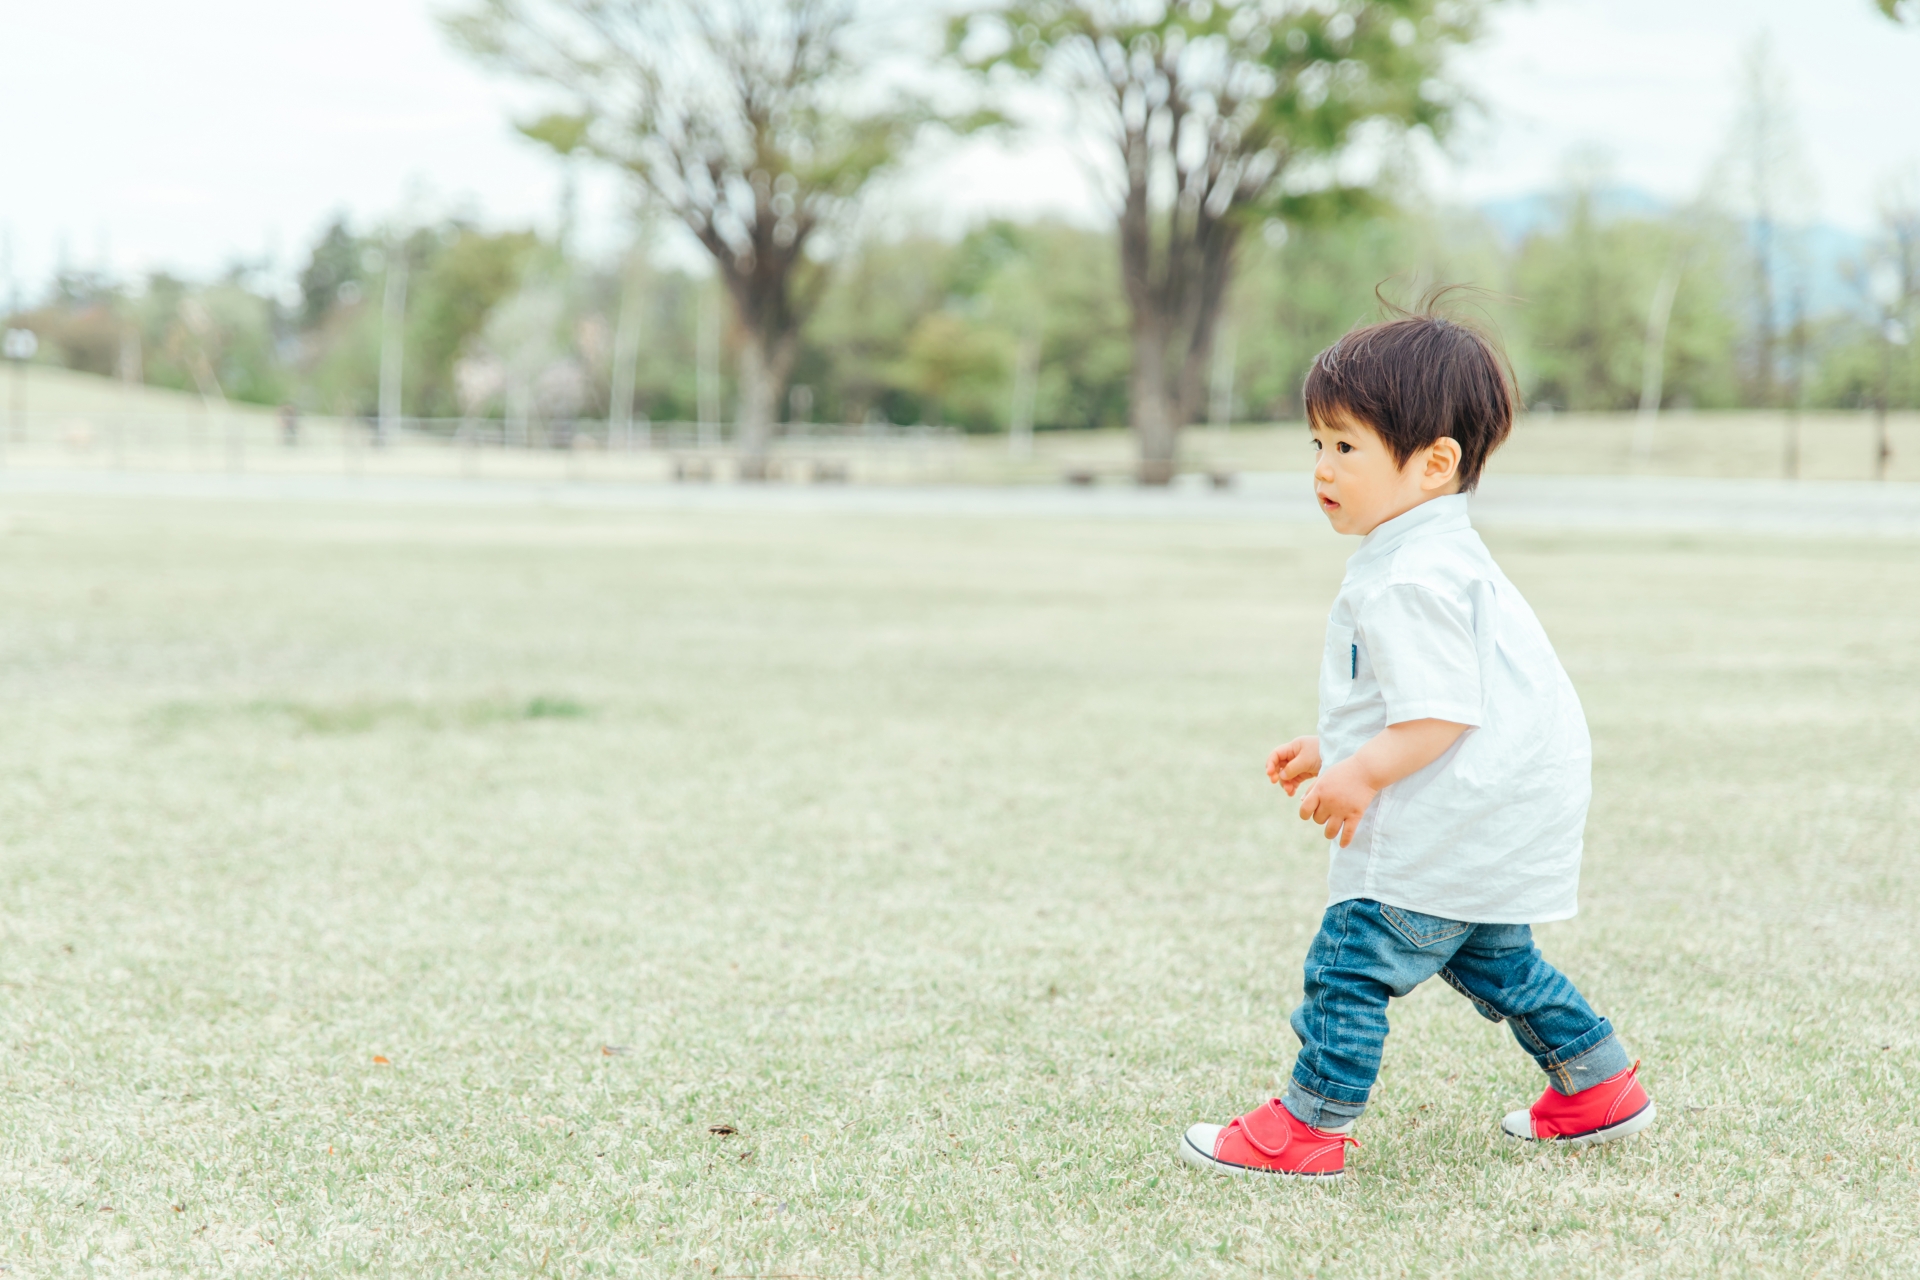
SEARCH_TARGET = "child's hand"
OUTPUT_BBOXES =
[1298,758,1378,848]
[1266,736,1322,796]
[1294,720,1467,847]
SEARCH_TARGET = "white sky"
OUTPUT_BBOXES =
[0,0,1914,300]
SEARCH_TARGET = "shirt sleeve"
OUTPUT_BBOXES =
[1357,582,1483,727]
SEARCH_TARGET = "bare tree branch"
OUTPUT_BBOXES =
[445,0,941,474]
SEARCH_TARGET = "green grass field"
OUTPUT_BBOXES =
[2,496,1917,1277]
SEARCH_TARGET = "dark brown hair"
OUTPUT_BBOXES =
[1302,291,1516,492]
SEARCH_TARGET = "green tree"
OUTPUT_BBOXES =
[953,0,1490,480]
[803,220,1130,432]
[1720,38,1811,409]
[1229,216,1425,420]
[446,0,936,478]
[407,227,541,417]
[299,217,365,331]
[1511,190,1739,413]
[897,311,1014,431]
[624,265,706,424]
[17,271,126,379]
[1512,189,1654,411]
[292,218,540,419]
[801,232,955,425]
[997,223,1131,431]
[195,275,287,405]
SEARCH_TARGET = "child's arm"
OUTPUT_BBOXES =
[1298,719,1469,847]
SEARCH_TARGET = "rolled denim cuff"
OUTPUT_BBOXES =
[1282,1065,1371,1127]
[1540,1023,1631,1096]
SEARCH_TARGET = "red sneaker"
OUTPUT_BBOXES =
[1502,1061,1656,1147]
[1179,1099,1357,1178]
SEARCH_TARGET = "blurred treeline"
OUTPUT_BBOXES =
[9,186,1917,427]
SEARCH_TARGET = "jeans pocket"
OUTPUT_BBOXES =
[1380,904,1473,950]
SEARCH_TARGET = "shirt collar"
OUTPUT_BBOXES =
[1346,493,1472,574]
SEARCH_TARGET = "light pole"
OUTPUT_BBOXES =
[609,251,643,452]
[1008,334,1037,459]
[696,283,720,451]
[1634,250,1684,467]
[4,326,37,452]
[378,238,409,448]
[1869,262,1904,481]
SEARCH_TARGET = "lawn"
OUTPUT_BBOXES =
[1,495,1916,1277]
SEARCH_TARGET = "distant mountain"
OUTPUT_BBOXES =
[1473,185,1873,321]
[1477,187,1670,243]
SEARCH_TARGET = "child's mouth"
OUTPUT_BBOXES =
[1318,492,1340,511]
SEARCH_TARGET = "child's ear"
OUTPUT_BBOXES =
[1422,437,1462,491]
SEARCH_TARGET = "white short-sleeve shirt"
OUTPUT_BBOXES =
[1317,494,1591,923]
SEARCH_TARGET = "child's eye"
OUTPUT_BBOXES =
[1337,441,1353,454]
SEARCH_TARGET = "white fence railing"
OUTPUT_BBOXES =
[0,411,973,482]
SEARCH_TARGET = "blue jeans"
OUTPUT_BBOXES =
[1281,899,1630,1128]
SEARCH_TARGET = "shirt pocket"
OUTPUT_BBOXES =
[1320,624,1357,708]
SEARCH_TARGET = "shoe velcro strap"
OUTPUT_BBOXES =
[1234,1101,1297,1157]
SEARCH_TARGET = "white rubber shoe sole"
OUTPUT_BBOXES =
[1176,1123,1345,1178]
[1501,1101,1657,1148]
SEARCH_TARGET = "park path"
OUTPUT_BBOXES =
[4,467,1920,537]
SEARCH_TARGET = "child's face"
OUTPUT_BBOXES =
[1310,409,1462,536]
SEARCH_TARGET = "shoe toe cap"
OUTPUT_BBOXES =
[1180,1123,1226,1162]
[1501,1109,1535,1140]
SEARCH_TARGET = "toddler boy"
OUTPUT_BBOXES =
[1179,311,1653,1179]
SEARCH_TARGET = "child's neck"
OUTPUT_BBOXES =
[1358,484,1461,537]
